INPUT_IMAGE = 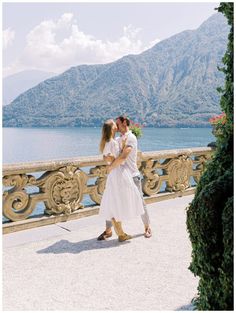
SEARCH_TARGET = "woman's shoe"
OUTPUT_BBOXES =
[97,230,112,241]
[144,227,152,238]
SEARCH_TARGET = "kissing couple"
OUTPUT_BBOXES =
[97,115,152,242]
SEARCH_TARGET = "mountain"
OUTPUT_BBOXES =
[3,70,56,106]
[3,13,229,128]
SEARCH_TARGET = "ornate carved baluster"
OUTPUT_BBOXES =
[89,165,107,204]
[140,159,162,196]
[40,166,86,215]
[3,174,38,221]
[164,155,193,192]
[192,154,211,183]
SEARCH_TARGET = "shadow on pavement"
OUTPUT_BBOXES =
[175,302,195,310]
[36,233,144,254]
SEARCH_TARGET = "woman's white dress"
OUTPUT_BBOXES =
[99,138,144,221]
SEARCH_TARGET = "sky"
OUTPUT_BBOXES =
[2,2,219,77]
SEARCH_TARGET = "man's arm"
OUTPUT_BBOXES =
[108,146,132,172]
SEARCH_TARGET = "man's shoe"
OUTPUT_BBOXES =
[118,233,132,242]
[97,230,112,241]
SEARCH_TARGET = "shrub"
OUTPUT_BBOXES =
[186,3,233,310]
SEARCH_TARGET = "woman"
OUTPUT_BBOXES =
[98,119,144,242]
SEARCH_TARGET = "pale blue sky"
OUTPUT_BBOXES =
[3,2,219,77]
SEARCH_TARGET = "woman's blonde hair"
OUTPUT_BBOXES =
[99,119,114,153]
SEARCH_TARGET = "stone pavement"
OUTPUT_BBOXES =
[3,195,198,311]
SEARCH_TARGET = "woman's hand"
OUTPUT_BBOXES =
[103,154,115,164]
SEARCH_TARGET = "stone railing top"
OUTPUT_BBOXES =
[3,155,105,175]
[141,147,213,160]
[3,147,213,175]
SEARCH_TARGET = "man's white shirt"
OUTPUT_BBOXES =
[116,130,140,177]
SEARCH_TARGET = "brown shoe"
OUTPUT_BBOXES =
[144,227,152,238]
[97,230,112,241]
[118,233,132,242]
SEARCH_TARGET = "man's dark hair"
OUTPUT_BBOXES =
[116,115,130,126]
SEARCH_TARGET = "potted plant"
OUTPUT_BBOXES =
[209,113,226,138]
[129,120,143,139]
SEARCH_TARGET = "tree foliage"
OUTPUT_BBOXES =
[186,2,233,310]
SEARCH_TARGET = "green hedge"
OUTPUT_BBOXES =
[186,3,233,310]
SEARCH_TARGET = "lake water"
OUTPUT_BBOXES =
[3,127,214,164]
[2,127,214,220]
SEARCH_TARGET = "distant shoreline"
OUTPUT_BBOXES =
[2,125,212,129]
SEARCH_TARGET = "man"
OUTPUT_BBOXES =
[97,115,152,241]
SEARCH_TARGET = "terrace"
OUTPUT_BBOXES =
[3,147,213,310]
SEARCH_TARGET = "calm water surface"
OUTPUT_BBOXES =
[3,127,214,164]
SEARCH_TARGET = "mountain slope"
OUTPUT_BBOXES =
[3,70,56,106]
[3,13,229,127]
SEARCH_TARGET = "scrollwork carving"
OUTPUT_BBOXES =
[165,155,193,192]
[192,155,210,183]
[2,174,40,221]
[89,165,107,204]
[42,166,85,215]
[3,174,36,189]
[140,159,162,196]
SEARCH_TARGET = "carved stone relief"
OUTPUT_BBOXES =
[164,155,193,192]
[42,166,85,215]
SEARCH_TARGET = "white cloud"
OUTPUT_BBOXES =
[3,28,15,49]
[3,13,160,76]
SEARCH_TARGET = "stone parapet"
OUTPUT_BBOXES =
[2,147,213,233]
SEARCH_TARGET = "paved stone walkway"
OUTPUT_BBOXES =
[3,195,198,310]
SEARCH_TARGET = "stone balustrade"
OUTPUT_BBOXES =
[2,147,213,233]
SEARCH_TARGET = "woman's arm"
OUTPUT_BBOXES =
[103,138,127,169]
[107,145,132,172]
[103,154,115,165]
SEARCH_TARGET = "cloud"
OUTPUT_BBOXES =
[3,28,15,49]
[3,13,160,76]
